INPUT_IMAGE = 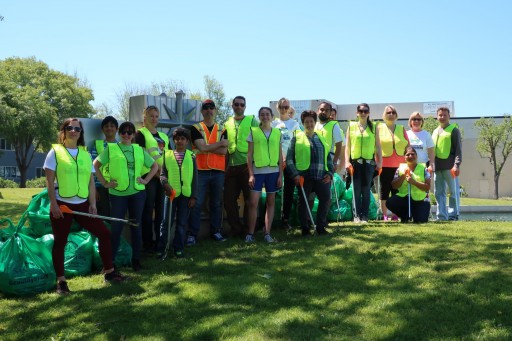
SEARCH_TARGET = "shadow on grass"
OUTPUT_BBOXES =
[2,223,512,339]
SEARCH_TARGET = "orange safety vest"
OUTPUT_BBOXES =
[192,122,226,171]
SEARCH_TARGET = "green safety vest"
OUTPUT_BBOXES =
[53,144,91,199]
[164,149,193,197]
[315,120,338,152]
[107,143,145,192]
[349,122,375,160]
[396,163,427,201]
[95,140,110,181]
[432,124,457,159]
[294,131,329,171]
[251,127,281,168]
[138,127,169,173]
[224,115,254,154]
[379,123,408,157]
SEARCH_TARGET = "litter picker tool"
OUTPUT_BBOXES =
[332,176,342,226]
[299,176,316,233]
[162,189,177,261]
[348,165,357,221]
[376,168,383,220]
[405,168,412,222]
[59,205,138,227]
[450,168,460,217]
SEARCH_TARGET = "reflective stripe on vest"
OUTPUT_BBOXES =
[397,163,427,201]
[315,120,337,152]
[379,123,408,157]
[139,127,169,174]
[192,122,226,171]
[164,149,193,197]
[224,115,254,154]
[294,131,329,171]
[107,143,145,191]
[432,124,456,160]
[251,127,281,168]
[53,144,91,199]
[349,121,375,160]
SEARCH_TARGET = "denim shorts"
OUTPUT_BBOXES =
[252,172,281,193]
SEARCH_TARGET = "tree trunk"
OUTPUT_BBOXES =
[494,173,499,200]
[19,165,28,188]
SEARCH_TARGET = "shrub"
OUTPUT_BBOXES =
[0,178,19,188]
[26,177,47,188]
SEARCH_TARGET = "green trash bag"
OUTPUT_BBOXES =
[36,234,55,252]
[63,231,94,277]
[340,184,378,220]
[0,213,56,296]
[92,223,132,269]
[24,188,81,238]
[331,173,346,200]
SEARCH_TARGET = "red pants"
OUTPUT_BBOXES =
[50,200,114,277]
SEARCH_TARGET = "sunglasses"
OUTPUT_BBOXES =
[279,105,290,110]
[358,109,369,114]
[202,104,215,110]
[233,103,246,107]
[146,105,158,111]
[65,126,82,133]
[405,153,416,156]
[411,118,423,121]
[386,111,396,115]
[120,130,134,136]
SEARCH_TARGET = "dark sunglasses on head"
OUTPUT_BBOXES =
[233,103,245,107]
[146,105,158,110]
[65,126,82,132]
[358,109,369,114]
[202,104,215,110]
[279,105,290,110]
[120,130,134,136]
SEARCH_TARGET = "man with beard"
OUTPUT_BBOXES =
[315,102,345,172]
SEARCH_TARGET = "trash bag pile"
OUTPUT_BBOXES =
[0,189,132,296]
[259,173,377,226]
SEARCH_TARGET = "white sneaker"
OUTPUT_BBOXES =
[353,217,361,223]
[245,234,255,243]
[264,234,275,243]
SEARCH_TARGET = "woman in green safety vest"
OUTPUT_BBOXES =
[246,107,283,243]
[378,105,410,221]
[344,103,382,223]
[386,146,431,223]
[44,118,128,294]
[286,110,334,236]
[94,121,158,271]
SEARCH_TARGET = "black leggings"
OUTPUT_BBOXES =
[379,167,398,200]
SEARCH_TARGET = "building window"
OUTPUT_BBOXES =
[0,166,19,178]
[36,167,46,178]
[0,138,15,151]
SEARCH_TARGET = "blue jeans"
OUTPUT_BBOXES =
[141,177,164,247]
[158,195,191,254]
[110,190,146,261]
[434,170,460,220]
[188,170,224,237]
[352,161,375,219]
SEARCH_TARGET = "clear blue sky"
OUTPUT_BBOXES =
[1,1,511,117]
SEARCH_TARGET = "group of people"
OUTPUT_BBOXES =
[43,96,462,294]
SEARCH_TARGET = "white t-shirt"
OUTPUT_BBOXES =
[247,128,283,174]
[315,121,345,153]
[272,117,301,156]
[43,148,95,204]
[406,129,435,164]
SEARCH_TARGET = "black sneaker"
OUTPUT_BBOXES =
[301,228,311,237]
[316,227,330,235]
[56,280,71,295]
[104,270,130,283]
[281,218,292,230]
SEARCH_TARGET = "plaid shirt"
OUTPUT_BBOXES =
[286,132,333,180]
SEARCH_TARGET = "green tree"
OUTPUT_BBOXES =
[202,75,231,125]
[422,116,438,134]
[0,57,94,187]
[474,116,512,199]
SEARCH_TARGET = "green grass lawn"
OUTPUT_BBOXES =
[2,189,512,340]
